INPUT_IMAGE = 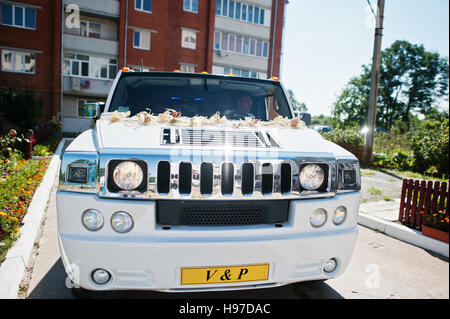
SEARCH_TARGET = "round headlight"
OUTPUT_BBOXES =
[333,206,347,225]
[310,208,327,228]
[113,161,144,191]
[111,211,134,233]
[82,209,104,231]
[300,164,325,191]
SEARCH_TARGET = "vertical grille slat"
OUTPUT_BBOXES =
[200,163,213,195]
[241,163,254,195]
[179,162,192,195]
[261,163,273,195]
[281,163,292,194]
[157,161,170,194]
[221,163,234,195]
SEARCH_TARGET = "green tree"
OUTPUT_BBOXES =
[332,66,371,128]
[332,41,449,130]
[287,89,308,112]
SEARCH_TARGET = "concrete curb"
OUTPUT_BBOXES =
[0,138,66,299]
[358,213,449,258]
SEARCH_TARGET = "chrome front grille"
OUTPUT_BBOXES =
[59,151,338,200]
[152,160,332,200]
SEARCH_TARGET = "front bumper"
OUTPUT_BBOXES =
[56,191,360,292]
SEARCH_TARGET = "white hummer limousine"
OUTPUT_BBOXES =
[57,70,360,295]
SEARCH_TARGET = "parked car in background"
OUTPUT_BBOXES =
[313,125,333,133]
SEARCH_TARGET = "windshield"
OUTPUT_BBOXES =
[108,73,292,121]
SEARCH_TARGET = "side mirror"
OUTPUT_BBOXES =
[298,112,311,126]
[83,102,104,119]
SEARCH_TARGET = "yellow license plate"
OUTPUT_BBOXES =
[181,264,269,285]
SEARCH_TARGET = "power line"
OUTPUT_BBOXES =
[366,0,376,17]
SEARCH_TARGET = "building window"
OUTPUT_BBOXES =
[80,21,101,38]
[1,4,36,29]
[130,65,151,72]
[222,67,259,79]
[184,0,198,13]
[135,0,152,12]
[1,49,35,74]
[214,31,269,58]
[214,32,221,50]
[215,1,267,26]
[63,53,117,80]
[181,29,197,50]
[133,30,151,50]
[180,63,196,73]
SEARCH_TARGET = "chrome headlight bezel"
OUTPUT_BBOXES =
[107,159,148,193]
[337,160,361,193]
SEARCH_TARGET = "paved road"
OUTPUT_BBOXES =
[20,174,449,299]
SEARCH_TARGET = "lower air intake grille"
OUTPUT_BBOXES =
[184,208,264,225]
[157,200,289,226]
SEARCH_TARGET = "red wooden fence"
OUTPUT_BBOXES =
[398,179,449,229]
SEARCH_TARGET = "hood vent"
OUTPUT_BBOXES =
[161,128,280,148]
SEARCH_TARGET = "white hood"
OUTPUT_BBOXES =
[94,118,355,158]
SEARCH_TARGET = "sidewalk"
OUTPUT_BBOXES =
[358,198,449,258]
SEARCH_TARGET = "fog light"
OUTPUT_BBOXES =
[323,258,337,273]
[111,211,134,233]
[333,206,347,225]
[82,209,104,231]
[92,269,111,284]
[310,208,327,228]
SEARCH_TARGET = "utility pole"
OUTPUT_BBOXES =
[365,0,385,165]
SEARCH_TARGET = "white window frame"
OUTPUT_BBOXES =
[1,3,36,30]
[133,30,151,50]
[181,28,198,50]
[179,62,196,73]
[63,53,117,80]
[135,0,152,13]
[1,49,36,74]
[183,0,198,13]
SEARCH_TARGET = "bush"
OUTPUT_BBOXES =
[409,119,449,177]
[321,127,364,146]
[373,150,414,170]
[32,144,51,156]
[0,87,43,131]
[0,130,29,159]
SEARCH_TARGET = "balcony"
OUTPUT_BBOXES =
[63,34,118,56]
[63,76,113,97]
[212,51,268,73]
[215,16,270,40]
[66,0,120,18]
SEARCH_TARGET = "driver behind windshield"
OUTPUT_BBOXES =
[223,94,256,120]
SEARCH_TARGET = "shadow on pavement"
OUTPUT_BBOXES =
[27,258,344,299]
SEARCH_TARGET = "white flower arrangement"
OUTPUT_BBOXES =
[105,109,306,129]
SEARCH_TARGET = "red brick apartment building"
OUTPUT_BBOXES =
[0,0,287,133]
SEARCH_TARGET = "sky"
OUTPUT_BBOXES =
[281,0,450,117]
